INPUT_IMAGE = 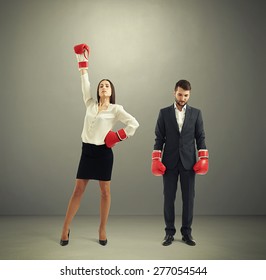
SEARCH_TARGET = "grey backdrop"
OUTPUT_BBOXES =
[0,0,265,216]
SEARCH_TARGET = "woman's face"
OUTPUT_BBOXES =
[99,80,112,99]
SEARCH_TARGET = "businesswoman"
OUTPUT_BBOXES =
[60,44,139,246]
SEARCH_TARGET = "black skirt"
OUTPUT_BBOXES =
[76,143,114,181]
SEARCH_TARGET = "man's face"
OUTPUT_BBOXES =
[174,87,190,108]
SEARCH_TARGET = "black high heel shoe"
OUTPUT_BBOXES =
[99,239,108,246]
[60,229,70,246]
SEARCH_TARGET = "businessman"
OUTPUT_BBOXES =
[151,80,208,246]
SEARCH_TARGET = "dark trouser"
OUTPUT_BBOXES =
[163,160,195,236]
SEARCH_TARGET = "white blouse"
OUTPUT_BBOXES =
[80,73,139,145]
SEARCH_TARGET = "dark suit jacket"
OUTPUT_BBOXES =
[154,104,206,170]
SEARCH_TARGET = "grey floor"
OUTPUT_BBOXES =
[0,215,265,260]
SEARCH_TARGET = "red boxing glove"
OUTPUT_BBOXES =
[105,129,127,148]
[151,150,166,176]
[193,149,209,175]
[74,43,90,70]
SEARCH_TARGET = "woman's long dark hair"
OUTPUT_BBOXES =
[97,79,116,104]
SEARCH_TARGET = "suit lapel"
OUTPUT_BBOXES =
[169,104,180,134]
[181,105,191,134]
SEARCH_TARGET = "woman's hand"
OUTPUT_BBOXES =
[104,129,127,148]
[74,43,90,70]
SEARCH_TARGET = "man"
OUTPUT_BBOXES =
[151,80,208,246]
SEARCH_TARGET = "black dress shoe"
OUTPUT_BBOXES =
[99,239,108,246]
[60,229,70,246]
[182,235,196,246]
[162,235,174,246]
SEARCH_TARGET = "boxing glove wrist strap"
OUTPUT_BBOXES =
[78,61,88,68]
[117,129,127,141]
[198,149,209,159]
[152,150,162,160]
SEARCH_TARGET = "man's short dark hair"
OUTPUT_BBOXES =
[175,80,191,91]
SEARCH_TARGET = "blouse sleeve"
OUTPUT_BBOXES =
[116,105,139,137]
[81,73,93,107]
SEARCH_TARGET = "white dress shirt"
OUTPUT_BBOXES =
[80,73,139,145]
[174,102,186,132]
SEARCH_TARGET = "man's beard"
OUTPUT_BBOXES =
[175,98,187,108]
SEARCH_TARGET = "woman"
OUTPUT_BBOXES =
[60,44,139,246]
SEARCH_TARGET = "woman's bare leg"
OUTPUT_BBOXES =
[98,180,111,240]
[61,179,89,240]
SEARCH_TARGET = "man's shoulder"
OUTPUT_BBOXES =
[187,105,201,113]
[160,104,173,112]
